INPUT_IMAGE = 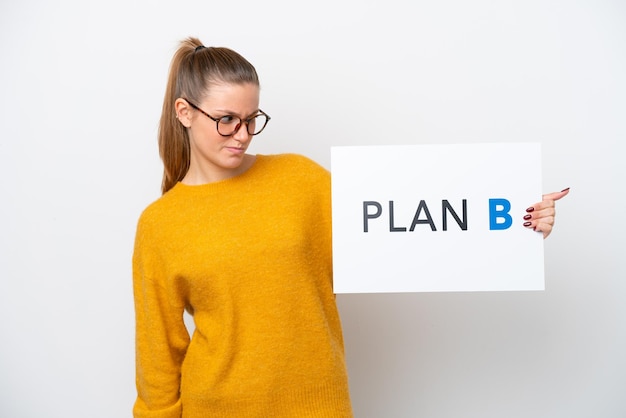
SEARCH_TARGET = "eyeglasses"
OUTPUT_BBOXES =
[185,99,271,136]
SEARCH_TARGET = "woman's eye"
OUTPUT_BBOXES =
[220,115,238,124]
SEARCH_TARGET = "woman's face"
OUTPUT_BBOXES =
[180,82,261,183]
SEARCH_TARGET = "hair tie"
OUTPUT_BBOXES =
[194,45,206,52]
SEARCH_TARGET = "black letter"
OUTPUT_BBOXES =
[442,199,468,231]
[363,201,382,232]
[409,200,436,231]
[389,201,407,232]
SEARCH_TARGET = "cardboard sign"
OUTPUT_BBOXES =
[331,143,544,293]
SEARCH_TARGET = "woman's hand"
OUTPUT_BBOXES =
[523,188,570,239]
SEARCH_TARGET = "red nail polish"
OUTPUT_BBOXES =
[523,214,532,220]
[523,221,532,227]
[526,207,535,213]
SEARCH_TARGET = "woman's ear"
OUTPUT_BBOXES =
[174,98,193,128]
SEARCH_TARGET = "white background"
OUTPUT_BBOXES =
[0,1,624,417]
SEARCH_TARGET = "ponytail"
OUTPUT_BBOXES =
[158,37,259,194]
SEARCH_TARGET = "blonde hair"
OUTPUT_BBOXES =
[158,37,259,194]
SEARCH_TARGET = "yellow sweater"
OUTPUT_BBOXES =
[133,154,353,418]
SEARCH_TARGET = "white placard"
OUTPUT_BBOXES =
[331,143,544,293]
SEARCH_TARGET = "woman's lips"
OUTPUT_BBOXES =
[225,146,245,154]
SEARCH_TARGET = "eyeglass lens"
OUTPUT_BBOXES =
[218,114,268,136]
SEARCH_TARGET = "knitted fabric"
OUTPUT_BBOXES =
[133,154,353,418]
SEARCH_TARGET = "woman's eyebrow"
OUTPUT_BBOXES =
[213,108,261,118]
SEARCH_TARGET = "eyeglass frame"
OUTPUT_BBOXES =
[183,99,271,137]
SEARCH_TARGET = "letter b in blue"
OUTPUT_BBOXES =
[489,198,512,230]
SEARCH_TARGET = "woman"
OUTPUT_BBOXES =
[132,37,568,418]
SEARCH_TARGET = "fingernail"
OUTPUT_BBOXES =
[526,207,535,212]
[523,214,532,220]
[523,221,532,227]
[561,187,570,192]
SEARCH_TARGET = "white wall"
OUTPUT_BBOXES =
[1,1,624,417]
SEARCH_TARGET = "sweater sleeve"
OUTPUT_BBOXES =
[132,214,190,418]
